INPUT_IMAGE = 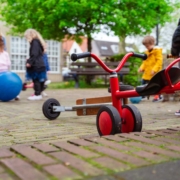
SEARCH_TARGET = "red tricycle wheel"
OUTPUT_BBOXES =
[96,105,122,136]
[121,104,142,133]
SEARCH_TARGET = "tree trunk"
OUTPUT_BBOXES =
[119,36,126,54]
[86,36,92,85]
[87,36,92,62]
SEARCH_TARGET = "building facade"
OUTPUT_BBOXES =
[0,21,63,82]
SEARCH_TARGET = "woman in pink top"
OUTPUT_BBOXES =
[0,35,11,72]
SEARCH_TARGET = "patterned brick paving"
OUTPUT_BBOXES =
[0,128,179,179]
[0,89,180,179]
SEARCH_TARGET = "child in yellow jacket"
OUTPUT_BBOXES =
[138,35,163,102]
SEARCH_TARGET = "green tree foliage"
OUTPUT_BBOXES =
[0,0,120,55]
[0,0,178,85]
[112,0,179,53]
[0,0,176,45]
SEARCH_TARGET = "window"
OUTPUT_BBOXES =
[10,37,28,72]
[101,46,108,50]
[111,45,119,53]
[46,40,60,73]
[10,36,60,73]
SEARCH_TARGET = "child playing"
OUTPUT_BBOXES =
[0,35,20,100]
[0,35,11,72]
[23,42,51,97]
[24,29,47,100]
[138,35,163,102]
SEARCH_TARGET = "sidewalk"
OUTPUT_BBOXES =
[0,88,180,179]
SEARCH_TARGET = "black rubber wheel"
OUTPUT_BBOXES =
[42,98,61,120]
[121,104,142,133]
[96,105,122,136]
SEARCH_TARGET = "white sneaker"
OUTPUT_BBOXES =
[42,92,48,97]
[45,80,51,85]
[15,95,20,101]
[28,95,42,100]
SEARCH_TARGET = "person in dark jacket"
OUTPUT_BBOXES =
[24,29,46,100]
[171,18,180,60]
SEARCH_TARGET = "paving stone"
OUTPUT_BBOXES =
[89,145,150,167]
[154,137,180,145]
[144,130,180,139]
[132,150,168,162]
[1,89,180,179]
[102,135,128,142]
[0,165,5,173]
[49,151,103,176]
[126,142,180,158]
[86,137,134,151]
[144,130,170,136]
[167,128,180,131]
[119,133,167,146]
[130,132,156,138]
[52,141,99,158]
[93,156,129,171]
[79,134,99,139]
[68,139,95,146]
[0,148,15,158]
[158,129,179,134]
[0,173,14,180]
[1,158,47,180]
[32,143,60,153]
[43,163,81,180]
[166,145,180,152]
[11,145,56,165]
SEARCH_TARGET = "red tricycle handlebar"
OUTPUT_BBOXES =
[71,52,147,74]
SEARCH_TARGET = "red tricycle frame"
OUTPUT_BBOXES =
[42,52,180,136]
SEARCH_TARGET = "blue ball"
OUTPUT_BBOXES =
[129,96,142,104]
[0,72,22,102]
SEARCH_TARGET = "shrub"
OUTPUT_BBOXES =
[111,53,142,87]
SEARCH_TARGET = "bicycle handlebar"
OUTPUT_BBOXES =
[71,52,91,61]
[132,53,147,60]
[70,52,147,73]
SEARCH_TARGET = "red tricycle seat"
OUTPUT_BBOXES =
[136,67,180,96]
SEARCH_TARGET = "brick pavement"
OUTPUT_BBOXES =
[0,88,180,179]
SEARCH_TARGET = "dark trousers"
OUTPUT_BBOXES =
[33,79,45,95]
[141,79,149,99]
[141,79,149,85]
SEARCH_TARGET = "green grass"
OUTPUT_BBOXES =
[48,80,109,89]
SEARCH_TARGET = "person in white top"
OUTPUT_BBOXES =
[0,36,10,72]
[0,35,20,100]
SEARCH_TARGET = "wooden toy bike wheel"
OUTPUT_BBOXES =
[42,98,61,120]
[121,104,142,133]
[96,105,122,136]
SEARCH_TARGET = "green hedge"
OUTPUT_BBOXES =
[110,54,142,87]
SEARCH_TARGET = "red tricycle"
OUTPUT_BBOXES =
[42,52,180,136]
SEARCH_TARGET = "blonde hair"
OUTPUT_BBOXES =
[24,29,45,50]
[142,35,155,45]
